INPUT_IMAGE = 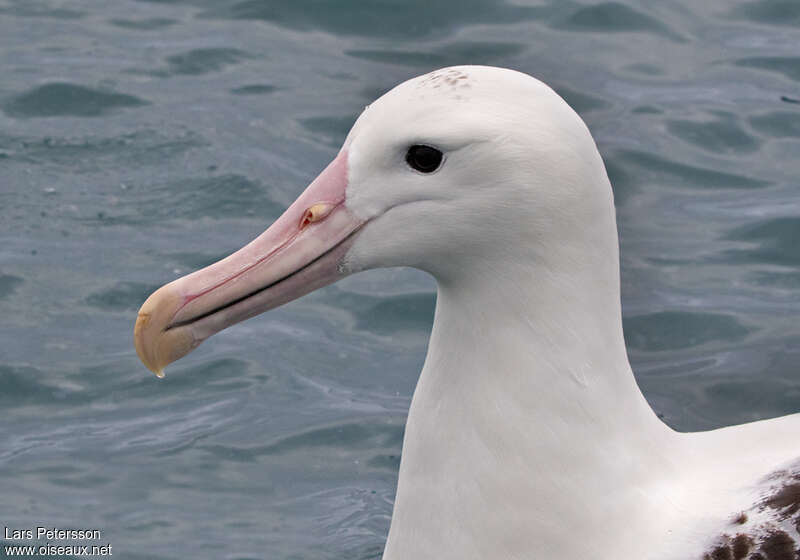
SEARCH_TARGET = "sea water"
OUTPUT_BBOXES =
[1,1,799,558]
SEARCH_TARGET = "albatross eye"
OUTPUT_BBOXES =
[406,145,443,173]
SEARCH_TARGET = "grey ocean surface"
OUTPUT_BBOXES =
[1,0,799,558]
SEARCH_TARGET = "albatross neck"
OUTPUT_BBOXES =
[416,248,675,458]
[384,222,681,558]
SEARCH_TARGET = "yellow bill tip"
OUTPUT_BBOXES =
[134,284,196,376]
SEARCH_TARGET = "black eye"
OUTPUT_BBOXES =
[405,144,443,173]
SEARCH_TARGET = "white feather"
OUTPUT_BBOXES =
[335,66,800,560]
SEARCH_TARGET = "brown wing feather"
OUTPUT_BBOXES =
[703,468,800,560]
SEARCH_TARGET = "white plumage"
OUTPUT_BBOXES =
[342,67,800,560]
[136,66,800,560]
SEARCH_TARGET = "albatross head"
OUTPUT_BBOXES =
[134,65,616,376]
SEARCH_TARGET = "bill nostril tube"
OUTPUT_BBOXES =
[300,202,336,228]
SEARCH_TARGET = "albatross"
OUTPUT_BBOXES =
[134,66,800,560]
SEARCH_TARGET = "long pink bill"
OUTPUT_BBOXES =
[134,150,362,377]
